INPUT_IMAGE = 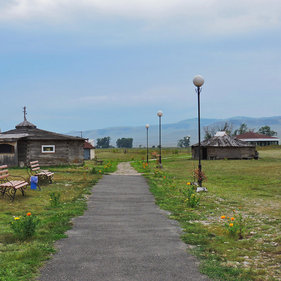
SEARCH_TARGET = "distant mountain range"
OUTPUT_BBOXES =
[67,116,281,147]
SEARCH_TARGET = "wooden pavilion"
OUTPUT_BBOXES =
[0,108,85,167]
[192,132,258,160]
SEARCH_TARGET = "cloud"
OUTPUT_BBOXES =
[1,0,281,36]
[62,85,188,108]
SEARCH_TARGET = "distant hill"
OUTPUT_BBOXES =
[67,116,281,147]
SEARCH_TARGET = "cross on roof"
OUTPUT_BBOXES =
[23,106,27,121]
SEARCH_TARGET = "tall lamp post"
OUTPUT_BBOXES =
[145,124,150,164]
[157,110,163,167]
[193,75,204,187]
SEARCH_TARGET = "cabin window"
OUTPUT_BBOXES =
[41,145,55,153]
[0,144,15,154]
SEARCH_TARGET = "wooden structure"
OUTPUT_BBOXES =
[28,160,54,183]
[235,132,280,146]
[83,141,95,160]
[0,165,28,201]
[192,132,258,160]
[0,108,85,167]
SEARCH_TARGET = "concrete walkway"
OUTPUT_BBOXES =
[39,163,208,281]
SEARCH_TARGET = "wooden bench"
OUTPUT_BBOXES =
[28,161,54,184]
[0,165,29,201]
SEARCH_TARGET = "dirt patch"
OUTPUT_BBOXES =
[110,162,141,175]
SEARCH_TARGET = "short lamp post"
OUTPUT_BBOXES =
[145,124,150,164]
[193,75,204,187]
[157,110,163,167]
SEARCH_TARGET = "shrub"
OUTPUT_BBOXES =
[182,182,200,208]
[154,169,164,178]
[90,167,97,174]
[192,168,207,184]
[221,212,244,239]
[49,192,61,207]
[10,212,40,240]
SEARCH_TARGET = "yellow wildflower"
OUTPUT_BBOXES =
[229,223,233,227]
[14,217,20,220]
[187,182,191,185]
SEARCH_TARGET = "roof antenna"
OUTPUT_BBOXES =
[23,106,27,121]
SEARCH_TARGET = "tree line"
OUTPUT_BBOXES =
[94,124,277,148]
[203,123,277,140]
[96,137,133,148]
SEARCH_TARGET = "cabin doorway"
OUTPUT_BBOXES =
[202,148,208,160]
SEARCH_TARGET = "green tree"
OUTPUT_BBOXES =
[204,122,233,140]
[258,126,277,136]
[116,138,133,148]
[177,136,190,148]
[96,137,111,148]
[233,123,249,135]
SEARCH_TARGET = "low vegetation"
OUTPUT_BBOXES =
[132,146,281,280]
[1,146,280,280]
[0,160,117,281]
[95,147,191,162]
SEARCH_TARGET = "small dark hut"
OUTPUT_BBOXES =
[192,132,258,160]
[0,109,85,167]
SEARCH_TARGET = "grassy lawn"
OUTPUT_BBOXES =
[95,147,191,162]
[132,146,281,280]
[1,147,280,280]
[0,160,117,281]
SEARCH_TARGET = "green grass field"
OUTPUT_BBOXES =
[95,147,191,162]
[131,146,281,280]
[0,160,117,281]
[0,147,280,280]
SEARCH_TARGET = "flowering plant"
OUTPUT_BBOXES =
[221,211,244,239]
[153,169,164,178]
[49,192,61,207]
[192,168,207,184]
[10,212,40,240]
[182,182,200,208]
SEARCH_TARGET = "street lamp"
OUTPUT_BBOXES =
[193,75,204,187]
[145,124,150,164]
[157,110,163,167]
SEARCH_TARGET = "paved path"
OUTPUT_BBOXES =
[39,163,208,281]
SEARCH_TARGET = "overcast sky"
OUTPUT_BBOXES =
[1,0,281,133]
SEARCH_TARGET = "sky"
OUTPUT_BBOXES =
[1,0,281,133]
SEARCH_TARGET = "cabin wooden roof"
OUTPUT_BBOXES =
[192,135,254,147]
[83,142,95,149]
[235,132,279,140]
[0,119,84,141]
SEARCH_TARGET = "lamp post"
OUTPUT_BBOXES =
[193,75,204,187]
[145,124,149,164]
[157,110,163,167]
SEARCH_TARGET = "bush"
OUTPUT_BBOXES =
[10,212,40,240]
[221,212,244,239]
[182,183,200,208]
[49,192,61,207]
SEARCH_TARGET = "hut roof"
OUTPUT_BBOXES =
[0,119,84,142]
[84,141,95,149]
[236,132,279,140]
[192,135,254,147]
[15,120,37,129]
